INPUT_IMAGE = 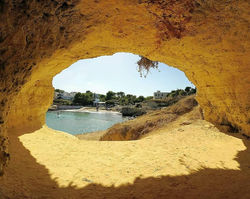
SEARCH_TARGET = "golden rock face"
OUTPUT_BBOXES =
[0,0,249,174]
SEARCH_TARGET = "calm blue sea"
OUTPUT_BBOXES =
[46,111,124,135]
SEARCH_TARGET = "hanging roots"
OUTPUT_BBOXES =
[137,56,159,77]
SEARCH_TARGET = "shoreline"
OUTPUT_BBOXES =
[52,107,121,115]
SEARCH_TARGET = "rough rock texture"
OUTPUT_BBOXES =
[0,0,249,174]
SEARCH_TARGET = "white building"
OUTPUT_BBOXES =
[153,90,169,99]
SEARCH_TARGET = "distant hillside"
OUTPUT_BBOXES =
[100,95,203,141]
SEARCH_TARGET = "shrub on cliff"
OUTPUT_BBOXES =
[121,107,146,117]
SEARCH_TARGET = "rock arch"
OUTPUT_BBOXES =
[0,0,249,174]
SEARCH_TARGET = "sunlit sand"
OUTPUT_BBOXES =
[1,112,249,198]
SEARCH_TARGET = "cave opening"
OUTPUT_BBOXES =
[46,52,196,137]
[1,49,249,198]
[0,0,249,197]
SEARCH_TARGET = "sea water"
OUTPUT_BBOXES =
[46,111,124,135]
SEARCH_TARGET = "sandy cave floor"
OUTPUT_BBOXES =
[0,118,250,199]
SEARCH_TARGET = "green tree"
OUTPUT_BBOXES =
[189,88,196,94]
[83,91,93,105]
[106,99,116,107]
[73,92,83,104]
[126,94,137,105]
[135,95,145,103]
[73,92,93,106]
[55,89,65,93]
[169,90,178,98]
[106,91,116,100]
[119,97,129,105]
[117,91,125,98]
[178,89,187,96]
[99,94,106,102]
[185,87,191,93]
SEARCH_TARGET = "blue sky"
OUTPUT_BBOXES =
[53,53,194,97]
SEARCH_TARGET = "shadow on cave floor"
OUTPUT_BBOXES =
[0,127,250,199]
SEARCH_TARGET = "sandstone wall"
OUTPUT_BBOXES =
[0,0,249,174]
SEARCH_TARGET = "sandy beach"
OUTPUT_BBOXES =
[63,107,121,115]
[1,110,249,198]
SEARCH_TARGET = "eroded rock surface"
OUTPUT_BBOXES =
[0,0,249,174]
